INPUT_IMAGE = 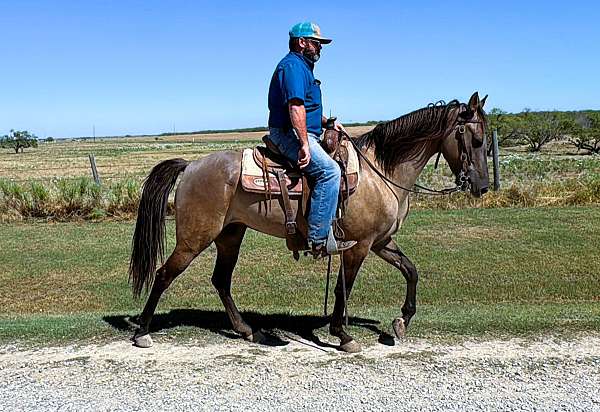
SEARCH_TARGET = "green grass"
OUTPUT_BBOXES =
[0,207,599,344]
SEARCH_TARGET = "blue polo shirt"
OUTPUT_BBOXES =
[268,52,323,136]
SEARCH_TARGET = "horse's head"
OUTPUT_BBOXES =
[440,92,489,197]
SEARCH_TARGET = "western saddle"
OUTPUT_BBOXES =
[240,119,359,258]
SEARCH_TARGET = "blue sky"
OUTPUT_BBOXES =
[1,0,599,138]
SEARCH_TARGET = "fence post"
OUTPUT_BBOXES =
[88,154,101,185]
[492,129,500,191]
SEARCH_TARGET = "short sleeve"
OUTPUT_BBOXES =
[278,62,307,104]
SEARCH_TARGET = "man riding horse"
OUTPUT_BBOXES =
[267,22,356,257]
[128,21,490,350]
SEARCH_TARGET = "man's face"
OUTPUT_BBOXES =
[301,37,322,63]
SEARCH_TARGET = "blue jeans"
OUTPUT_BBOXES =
[269,127,341,244]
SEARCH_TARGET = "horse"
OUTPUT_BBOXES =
[128,91,489,353]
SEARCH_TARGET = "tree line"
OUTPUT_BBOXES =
[488,109,600,153]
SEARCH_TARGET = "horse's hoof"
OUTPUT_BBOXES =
[340,339,362,353]
[133,334,153,348]
[245,330,266,344]
[392,318,406,339]
[378,332,395,346]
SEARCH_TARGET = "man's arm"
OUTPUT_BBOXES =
[288,98,311,169]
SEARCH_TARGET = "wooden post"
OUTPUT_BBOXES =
[492,129,500,191]
[89,154,101,185]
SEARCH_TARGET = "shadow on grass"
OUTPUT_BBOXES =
[103,309,389,350]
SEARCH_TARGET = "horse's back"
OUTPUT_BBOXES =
[173,151,243,240]
[179,150,242,188]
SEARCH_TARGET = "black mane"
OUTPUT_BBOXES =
[356,100,462,175]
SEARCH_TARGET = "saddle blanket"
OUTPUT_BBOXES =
[241,140,360,196]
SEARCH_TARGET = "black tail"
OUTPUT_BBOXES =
[129,158,189,298]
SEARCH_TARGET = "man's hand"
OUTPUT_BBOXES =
[289,99,311,169]
[321,115,348,135]
[334,120,347,136]
[298,143,311,169]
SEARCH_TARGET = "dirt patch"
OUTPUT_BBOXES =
[1,333,599,411]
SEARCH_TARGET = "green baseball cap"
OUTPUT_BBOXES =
[289,22,332,44]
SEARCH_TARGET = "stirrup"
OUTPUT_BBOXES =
[307,229,357,259]
[325,228,356,254]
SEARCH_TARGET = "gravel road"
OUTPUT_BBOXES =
[2,333,600,411]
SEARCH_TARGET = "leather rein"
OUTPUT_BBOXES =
[343,115,483,196]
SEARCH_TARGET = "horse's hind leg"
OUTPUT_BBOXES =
[133,242,208,348]
[210,223,262,342]
[372,238,418,339]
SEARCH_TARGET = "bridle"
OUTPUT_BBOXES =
[344,106,486,196]
[452,110,486,192]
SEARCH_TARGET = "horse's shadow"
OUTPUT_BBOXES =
[103,309,394,350]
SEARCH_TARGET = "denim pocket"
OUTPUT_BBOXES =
[269,128,299,161]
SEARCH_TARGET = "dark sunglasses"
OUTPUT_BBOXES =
[304,38,322,48]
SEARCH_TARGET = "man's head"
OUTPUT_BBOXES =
[288,22,331,63]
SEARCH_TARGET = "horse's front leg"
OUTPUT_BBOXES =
[372,238,418,339]
[329,243,370,353]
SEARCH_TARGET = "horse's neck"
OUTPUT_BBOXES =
[393,156,432,195]
[364,141,439,200]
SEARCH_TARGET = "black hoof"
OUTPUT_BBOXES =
[378,332,395,346]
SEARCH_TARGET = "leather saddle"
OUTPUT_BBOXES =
[240,123,359,256]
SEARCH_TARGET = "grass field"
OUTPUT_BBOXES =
[1,129,600,221]
[1,207,598,345]
[0,126,376,183]
[1,129,599,346]
[1,128,598,185]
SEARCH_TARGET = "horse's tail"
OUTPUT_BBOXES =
[129,158,189,298]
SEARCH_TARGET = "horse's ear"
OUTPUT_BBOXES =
[468,92,480,111]
[480,94,488,108]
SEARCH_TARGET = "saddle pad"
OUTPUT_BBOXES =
[241,140,360,196]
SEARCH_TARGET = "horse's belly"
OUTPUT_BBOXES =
[227,189,295,238]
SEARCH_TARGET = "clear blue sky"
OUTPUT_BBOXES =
[1,0,599,138]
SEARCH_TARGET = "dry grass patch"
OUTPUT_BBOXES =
[0,270,102,314]
[0,126,373,182]
[414,225,522,245]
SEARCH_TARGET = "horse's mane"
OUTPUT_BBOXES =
[356,100,463,175]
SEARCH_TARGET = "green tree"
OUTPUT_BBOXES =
[515,110,570,152]
[487,108,523,147]
[0,130,39,153]
[569,111,600,154]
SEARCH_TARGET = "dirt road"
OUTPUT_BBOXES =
[2,334,599,411]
